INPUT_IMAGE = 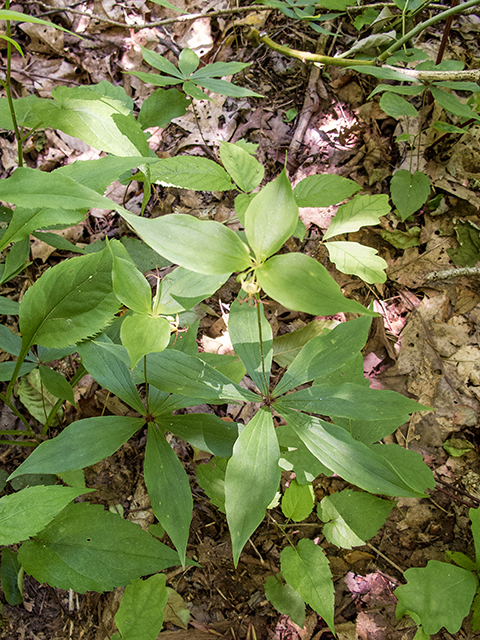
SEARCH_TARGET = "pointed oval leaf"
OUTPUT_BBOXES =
[256,253,375,316]
[110,241,153,314]
[325,241,387,284]
[115,574,168,640]
[8,416,145,479]
[121,211,252,275]
[324,194,390,240]
[219,141,264,193]
[158,267,229,315]
[390,170,431,222]
[38,364,75,405]
[141,45,184,78]
[19,249,119,349]
[228,297,272,395]
[0,549,23,606]
[178,48,199,77]
[431,86,480,122]
[281,539,334,633]
[379,92,419,118]
[225,408,280,565]
[264,575,305,628]
[138,88,190,130]
[121,314,171,368]
[195,78,262,98]
[395,561,477,635]
[18,502,183,593]
[245,168,298,262]
[293,174,360,208]
[281,479,315,522]
[144,424,193,565]
[157,414,239,458]
[148,156,233,191]
[0,485,89,545]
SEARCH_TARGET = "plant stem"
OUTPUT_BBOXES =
[377,0,480,61]
[0,390,36,435]
[3,0,23,167]
[43,364,87,435]
[255,294,270,402]
[144,354,149,415]
[0,439,37,446]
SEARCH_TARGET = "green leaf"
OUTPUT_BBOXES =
[78,337,145,413]
[158,267,229,315]
[110,240,152,314]
[0,485,88,545]
[380,92,419,118]
[370,443,435,496]
[281,539,334,633]
[0,10,78,34]
[294,174,361,208]
[228,297,272,395]
[196,457,228,512]
[148,156,233,191]
[31,231,85,255]
[182,81,213,101]
[0,296,20,315]
[325,241,387,284]
[140,45,184,78]
[89,80,134,111]
[273,320,333,368]
[138,88,190,129]
[39,364,75,405]
[0,362,36,381]
[346,65,421,83]
[256,253,375,316]
[121,314,171,367]
[121,211,251,275]
[0,237,30,285]
[125,70,182,88]
[274,315,371,396]
[17,368,62,426]
[282,410,431,498]
[0,549,23,606]
[120,237,171,273]
[0,324,22,356]
[390,170,431,221]
[282,479,315,522]
[369,83,425,98]
[445,551,477,572]
[219,141,264,192]
[144,424,192,566]
[380,225,421,250]
[318,489,394,548]
[178,48,200,76]
[194,77,262,98]
[395,560,477,635]
[245,168,298,262]
[34,86,150,156]
[448,219,480,267]
[191,61,251,79]
[225,408,281,565]
[472,592,480,632]
[18,502,183,593]
[264,575,305,628]
[8,417,144,478]
[141,350,259,403]
[157,414,239,458]
[19,249,119,350]
[115,574,168,640]
[469,507,480,566]
[431,86,480,122]
[197,353,246,384]
[324,194,390,240]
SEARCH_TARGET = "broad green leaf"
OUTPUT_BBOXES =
[395,561,477,635]
[183,80,213,101]
[380,92,419,118]
[158,267,229,315]
[325,241,387,284]
[121,211,252,275]
[281,539,334,633]
[390,170,431,221]
[318,489,394,548]
[0,206,85,252]
[0,296,20,314]
[31,231,85,255]
[89,80,134,111]
[0,549,23,606]
[196,457,228,512]
[431,86,480,121]
[0,361,36,381]
[17,368,62,426]
[8,416,144,478]
[283,410,430,498]
[0,485,88,545]
[0,94,47,129]
[281,479,315,522]
[293,174,360,208]
[0,324,22,356]
[324,194,390,240]
[110,240,152,314]
[369,443,434,496]
[148,156,233,191]
[219,141,264,192]
[448,219,480,267]
[278,383,425,423]
[144,424,192,565]
[0,236,30,285]
[0,10,77,34]
[470,507,480,566]
[245,168,298,262]
[228,297,272,395]
[120,237,172,273]
[121,314,171,367]
[141,350,259,403]
[39,364,75,404]
[138,88,190,129]
[256,253,375,316]
[472,592,480,632]
[264,575,305,628]
[125,70,182,87]
[445,551,477,572]
[272,320,333,368]
[194,77,262,98]
[274,315,371,396]
[369,84,425,98]
[149,0,183,11]
[77,338,145,413]
[346,65,421,83]
[140,45,184,78]
[0,167,125,212]
[196,353,246,384]
[34,86,150,156]
[116,575,168,640]
[178,48,199,76]
[191,61,251,79]
[18,502,183,593]
[225,408,281,565]
[157,414,239,458]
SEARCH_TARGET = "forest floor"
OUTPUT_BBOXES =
[1,0,480,638]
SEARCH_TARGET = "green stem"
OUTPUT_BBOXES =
[3,0,23,167]
[0,390,35,435]
[377,0,480,61]
[43,364,87,435]
[144,354,149,414]
[0,439,37,446]
[255,294,270,402]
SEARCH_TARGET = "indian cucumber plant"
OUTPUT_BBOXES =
[0,5,479,639]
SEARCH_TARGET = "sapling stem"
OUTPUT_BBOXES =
[255,293,270,402]
[144,354,149,415]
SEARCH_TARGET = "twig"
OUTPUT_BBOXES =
[366,542,405,576]
[425,266,480,282]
